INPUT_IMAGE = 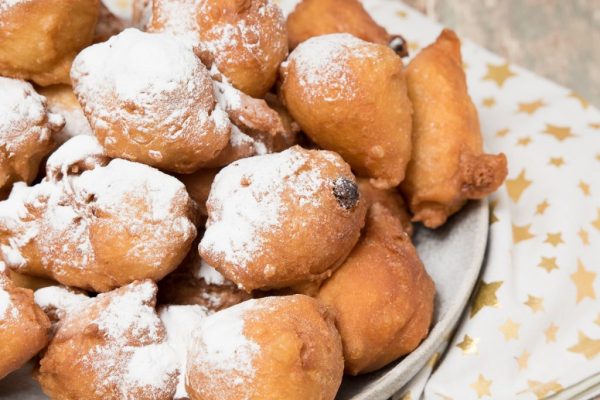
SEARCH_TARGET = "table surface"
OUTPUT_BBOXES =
[402,0,600,108]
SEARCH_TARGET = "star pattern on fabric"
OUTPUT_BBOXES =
[593,209,600,231]
[516,350,530,370]
[470,281,503,318]
[456,334,479,354]
[526,380,563,399]
[506,169,532,202]
[543,124,575,141]
[495,128,509,137]
[482,97,496,108]
[569,92,589,109]
[571,259,596,303]
[513,224,534,243]
[548,157,565,167]
[578,229,590,245]
[524,295,544,313]
[517,136,532,146]
[535,200,549,215]
[538,257,559,273]
[544,232,564,247]
[578,181,591,196]
[545,323,559,343]
[499,318,520,341]
[568,331,600,360]
[489,200,499,224]
[470,374,492,398]
[483,63,516,87]
[518,100,545,114]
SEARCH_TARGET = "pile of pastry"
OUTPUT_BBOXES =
[0,0,508,398]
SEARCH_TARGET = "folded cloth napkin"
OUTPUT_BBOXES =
[280,1,600,399]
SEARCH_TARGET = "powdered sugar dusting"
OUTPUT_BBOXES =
[149,0,200,47]
[195,259,226,286]
[34,286,90,317]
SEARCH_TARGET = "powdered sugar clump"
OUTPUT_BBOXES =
[195,259,226,286]
[46,136,107,181]
[34,286,90,317]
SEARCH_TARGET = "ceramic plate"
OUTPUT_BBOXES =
[0,199,488,400]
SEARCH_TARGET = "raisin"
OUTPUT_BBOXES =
[332,177,359,210]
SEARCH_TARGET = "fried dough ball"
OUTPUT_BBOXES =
[0,136,197,292]
[158,239,251,311]
[0,264,51,380]
[37,84,93,145]
[287,0,407,55]
[177,169,220,218]
[71,28,232,174]
[200,146,367,291]
[358,178,413,236]
[0,78,64,198]
[0,0,100,86]
[150,0,288,97]
[280,34,412,189]
[401,30,508,228]
[318,203,435,375]
[36,281,182,400]
[186,295,343,400]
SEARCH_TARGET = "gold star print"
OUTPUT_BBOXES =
[396,10,407,18]
[408,41,420,52]
[483,63,516,87]
[506,169,532,202]
[527,380,563,399]
[596,153,600,162]
[544,232,564,247]
[579,181,591,196]
[516,350,530,370]
[543,124,575,141]
[499,318,520,341]
[495,128,509,137]
[578,229,590,245]
[569,92,589,109]
[399,392,412,400]
[513,224,535,243]
[536,200,550,215]
[489,200,499,224]
[482,97,496,108]
[545,324,559,343]
[518,100,545,114]
[471,374,492,398]
[548,157,564,167]
[568,331,600,360]
[571,259,596,303]
[591,123,600,130]
[538,257,559,273]
[517,136,532,146]
[456,334,479,354]
[593,209,600,231]
[427,352,440,369]
[470,281,503,318]
[524,295,544,313]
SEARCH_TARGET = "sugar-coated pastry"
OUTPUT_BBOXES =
[158,240,251,311]
[36,281,181,399]
[177,168,220,218]
[94,2,132,43]
[186,295,343,400]
[401,30,508,228]
[280,34,413,189]
[358,178,413,236]
[71,28,232,174]
[318,203,435,375]
[0,136,197,292]
[0,0,100,86]
[287,0,407,56]
[0,78,64,198]
[200,146,366,291]
[150,0,288,97]
[37,85,93,146]
[0,263,51,380]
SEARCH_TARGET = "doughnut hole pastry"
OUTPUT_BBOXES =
[150,0,288,97]
[200,146,367,291]
[158,240,251,311]
[280,34,412,189]
[358,178,413,236]
[37,84,93,145]
[71,28,232,174]
[286,0,408,56]
[0,0,100,86]
[0,78,64,198]
[401,30,508,228]
[36,281,181,400]
[0,136,197,292]
[177,168,220,218]
[318,204,435,375]
[0,264,51,380]
[186,295,343,400]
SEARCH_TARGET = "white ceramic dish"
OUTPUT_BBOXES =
[0,199,488,400]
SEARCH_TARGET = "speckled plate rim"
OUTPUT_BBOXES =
[347,198,489,400]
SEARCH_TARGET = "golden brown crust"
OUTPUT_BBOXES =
[0,271,51,380]
[357,178,413,236]
[401,29,508,228]
[286,0,390,49]
[186,295,343,400]
[317,204,435,375]
[0,0,100,86]
[280,34,412,189]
